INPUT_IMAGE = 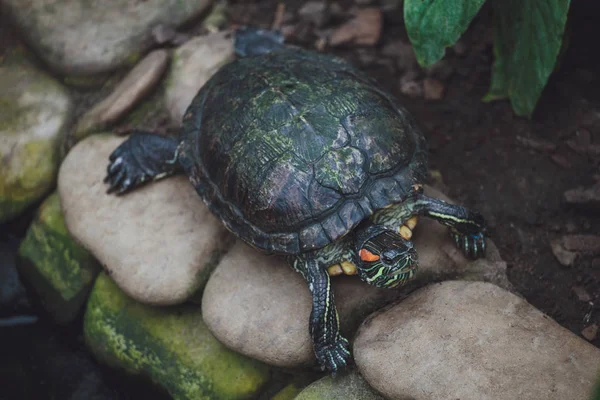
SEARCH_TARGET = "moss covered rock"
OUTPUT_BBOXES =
[84,273,270,400]
[295,371,383,400]
[18,193,100,323]
[0,55,73,223]
[271,383,303,400]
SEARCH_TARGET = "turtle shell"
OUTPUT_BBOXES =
[178,48,427,255]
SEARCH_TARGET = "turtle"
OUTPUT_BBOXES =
[104,27,487,373]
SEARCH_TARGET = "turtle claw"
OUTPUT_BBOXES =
[104,132,181,195]
[452,231,486,259]
[316,337,352,374]
[105,154,146,195]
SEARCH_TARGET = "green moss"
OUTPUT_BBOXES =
[295,372,383,400]
[0,139,60,223]
[17,193,100,323]
[272,383,303,400]
[124,51,142,68]
[202,2,229,33]
[0,96,24,132]
[85,273,270,400]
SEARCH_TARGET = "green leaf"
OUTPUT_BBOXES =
[404,0,486,66]
[484,0,571,117]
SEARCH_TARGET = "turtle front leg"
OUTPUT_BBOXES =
[410,193,487,258]
[105,131,182,195]
[290,254,351,374]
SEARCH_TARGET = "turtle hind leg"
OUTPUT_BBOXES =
[104,131,181,195]
[234,26,285,57]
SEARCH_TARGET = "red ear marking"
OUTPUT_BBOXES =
[359,248,380,262]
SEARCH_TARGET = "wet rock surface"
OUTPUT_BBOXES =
[84,272,270,400]
[58,135,234,305]
[354,281,600,400]
[165,31,234,124]
[2,0,212,77]
[72,50,170,143]
[202,187,508,368]
[0,53,73,223]
[17,192,101,324]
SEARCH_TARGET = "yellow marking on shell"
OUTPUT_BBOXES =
[405,216,419,230]
[340,261,357,275]
[328,264,344,276]
[399,225,413,240]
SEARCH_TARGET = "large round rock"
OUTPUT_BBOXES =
[2,0,212,77]
[354,281,600,400]
[58,135,234,304]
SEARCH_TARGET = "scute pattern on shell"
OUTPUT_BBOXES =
[178,48,427,255]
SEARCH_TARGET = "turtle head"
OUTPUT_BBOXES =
[355,224,418,288]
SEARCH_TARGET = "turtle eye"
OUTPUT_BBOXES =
[381,250,397,265]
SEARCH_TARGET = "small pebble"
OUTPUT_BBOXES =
[329,8,382,46]
[551,154,572,169]
[399,78,423,98]
[561,235,600,255]
[423,78,445,100]
[550,238,577,267]
[564,184,600,210]
[515,136,557,152]
[582,324,599,341]
[566,140,600,156]
[572,286,592,302]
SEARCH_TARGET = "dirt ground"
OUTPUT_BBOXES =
[226,0,600,348]
[1,0,599,387]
